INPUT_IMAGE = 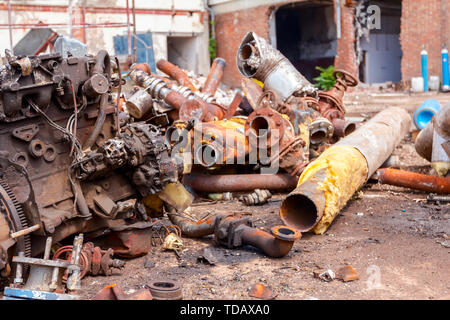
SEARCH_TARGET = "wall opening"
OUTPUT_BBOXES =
[275,1,337,82]
[167,36,199,74]
[358,0,402,84]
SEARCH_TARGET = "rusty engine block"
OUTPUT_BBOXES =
[0,50,182,278]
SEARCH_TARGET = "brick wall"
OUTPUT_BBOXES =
[334,4,358,78]
[214,5,272,87]
[214,1,358,88]
[400,0,449,80]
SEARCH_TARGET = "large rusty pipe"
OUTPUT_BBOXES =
[374,168,450,194]
[156,59,197,92]
[239,225,300,258]
[167,214,217,238]
[184,173,298,193]
[202,58,226,96]
[281,107,411,234]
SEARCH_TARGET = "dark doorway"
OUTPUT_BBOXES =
[359,0,402,84]
[275,2,337,82]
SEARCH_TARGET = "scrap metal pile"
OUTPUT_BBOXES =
[0,31,447,300]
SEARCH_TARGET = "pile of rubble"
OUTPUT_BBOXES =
[0,31,448,300]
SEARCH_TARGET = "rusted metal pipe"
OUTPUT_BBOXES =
[239,225,300,258]
[202,58,226,96]
[183,173,298,193]
[281,107,412,234]
[213,214,300,258]
[129,68,226,121]
[167,214,217,238]
[374,168,450,194]
[83,93,109,150]
[156,59,197,92]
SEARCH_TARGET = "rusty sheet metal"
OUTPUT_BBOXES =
[374,168,450,194]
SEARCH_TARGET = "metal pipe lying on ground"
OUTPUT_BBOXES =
[202,58,226,96]
[373,168,450,194]
[280,107,411,234]
[169,213,300,258]
[183,173,298,193]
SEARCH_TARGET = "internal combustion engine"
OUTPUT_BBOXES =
[0,50,182,278]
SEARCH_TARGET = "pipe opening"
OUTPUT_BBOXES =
[250,116,270,139]
[153,282,175,289]
[277,227,295,236]
[280,193,318,232]
[310,129,327,144]
[344,122,356,136]
[239,44,254,61]
[416,110,435,129]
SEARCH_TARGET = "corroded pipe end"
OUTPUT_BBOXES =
[271,225,301,242]
[332,118,356,138]
[280,178,326,232]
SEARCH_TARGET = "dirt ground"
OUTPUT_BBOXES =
[2,92,448,300]
[74,92,450,300]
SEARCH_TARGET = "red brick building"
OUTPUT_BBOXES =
[210,0,450,88]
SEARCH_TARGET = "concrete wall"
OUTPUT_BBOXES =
[0,0,210,75]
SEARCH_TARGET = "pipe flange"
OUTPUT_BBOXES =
[245,107,286,148]
[28,139,46,158]
[271,226,301,242]
[147,280,183,300]
[43,144,57,162]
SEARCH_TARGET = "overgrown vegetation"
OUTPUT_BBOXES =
[209,21,217,61]
[313,65,336,91]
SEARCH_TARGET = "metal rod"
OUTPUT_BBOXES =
[10,224,41,239]
[7,0,13,54]
[132,0,137,63]
[0,23,131,30]
[0,3,202,15]
[43,237,53,260]
[126,0,131,55]
[374,168,450,194]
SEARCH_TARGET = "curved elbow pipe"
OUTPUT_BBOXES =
[239,225,300,258]
[156,60,197,92]
[84,51,112,150]
[93,50,111,78]
[168,214,217,238]
[84,93,109,150]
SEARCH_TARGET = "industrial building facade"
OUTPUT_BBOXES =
[210,0,450,88]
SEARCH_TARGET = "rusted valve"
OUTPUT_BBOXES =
[317,69,358,138]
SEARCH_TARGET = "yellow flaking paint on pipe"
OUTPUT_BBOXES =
[297,145,368,234]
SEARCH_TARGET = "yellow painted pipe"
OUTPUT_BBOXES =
[280,107,411,234]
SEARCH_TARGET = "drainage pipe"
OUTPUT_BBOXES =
[280,107,411,234]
